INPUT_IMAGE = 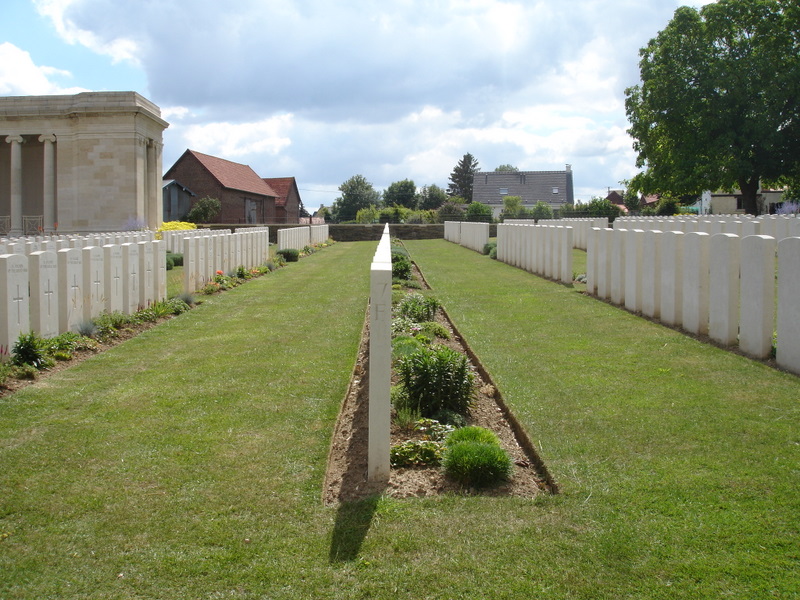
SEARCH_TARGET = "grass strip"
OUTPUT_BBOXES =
[403,239,800,598]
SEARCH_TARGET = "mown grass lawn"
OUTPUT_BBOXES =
[1,239,798,599]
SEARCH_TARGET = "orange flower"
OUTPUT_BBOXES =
[216,270,224,275]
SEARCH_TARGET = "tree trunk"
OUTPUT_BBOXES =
[738,177,761,215]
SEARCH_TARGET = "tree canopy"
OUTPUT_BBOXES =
[447,153,480,201]
[464,201,493,222]
[625,0,800,214]
[383,179,418,209]
[331,174,381,222]
[416,184,448,210]
[495,164,519,172]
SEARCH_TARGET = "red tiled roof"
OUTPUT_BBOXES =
[262,177,295,207]
[188,150,277,198]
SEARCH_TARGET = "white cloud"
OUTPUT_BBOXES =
[28,0,690,205]
[0,42,87,95]
[178,114,294,159]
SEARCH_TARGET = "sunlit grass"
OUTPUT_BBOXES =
[2,239,798,599]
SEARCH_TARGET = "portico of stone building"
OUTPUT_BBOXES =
[0,92,169,235]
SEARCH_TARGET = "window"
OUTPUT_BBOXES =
[552,187,559,194]
[499,188,508,195]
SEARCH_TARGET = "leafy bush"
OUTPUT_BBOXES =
[76,320,99,338]
[277,248,300,262]
[396,345,475,418]
[11,332,50,369]
[489,246,498,260]
[482,241,497,256]
[390,440,444,467]
[418,321,449,340]
[445,426,500,447]
[157,221,197,236]
[442,442,513,488]
[167,252,184,267]
[186,196,221,223]
[392,335,427,362]
[392,254,412,280]
[165,255,174,271]
[396,292,440,323]
[414,418,455,442]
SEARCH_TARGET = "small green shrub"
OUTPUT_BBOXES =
[277,248,300,262]
[445,426,500,447]
[418,321,449,340]
[397,292,440,323]
[483,241,497,256]
[165,255,174,270]
[392,335,427,362]
[393,403,421,431]
[396,345,474,418]
[392,254,412,280]
[167,252,184,267]
[414,418,455,442]
[489,246,498,260]
[442,442,513,488]
[11,332,50,369]
[390,440,444,468]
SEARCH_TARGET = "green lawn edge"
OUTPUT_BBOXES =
[1,238,798,599]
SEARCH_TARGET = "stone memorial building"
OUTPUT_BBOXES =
[0,91,168,235]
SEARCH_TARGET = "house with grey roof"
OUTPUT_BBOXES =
[471,166,574,218]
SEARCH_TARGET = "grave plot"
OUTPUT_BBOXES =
[323,256,557,504]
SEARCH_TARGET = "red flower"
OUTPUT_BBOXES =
[216,270,224,275]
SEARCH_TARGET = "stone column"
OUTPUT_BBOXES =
[39,134,57,233]
[6,135,24,237]
[146,139,160,230]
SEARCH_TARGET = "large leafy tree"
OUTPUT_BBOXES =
[331,174,381,222]
[447,153,480,201]
[625,0,800,214]
[416,184,448,210]
[383,179,417,209]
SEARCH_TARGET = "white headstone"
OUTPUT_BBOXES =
[103,244,124,313]
[0,254,30,351]
[660,231,685,326]
[708,233,740,346]
[82,246,105,320]
[681,232,711,335]
[739,235,776,358]
[57,248,83,332]
[776,237,800,375]
[29,250,59,339]
[121,243,140,315]
[138,241,155,308]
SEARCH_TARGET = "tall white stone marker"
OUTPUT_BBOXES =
[682,232,711,335]
[708,234,740,346]
[29,250,60,339]
[776,237,800,374]
[368,224,392,482]
[739,235,775,359]
[57,248,83,332]
[0,254,30,350]
[103,244,124,313]
[82,246,105,320]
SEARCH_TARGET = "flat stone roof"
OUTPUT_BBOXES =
[0,91,168,127]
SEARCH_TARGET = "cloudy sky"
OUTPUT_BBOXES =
[2,0,713,211]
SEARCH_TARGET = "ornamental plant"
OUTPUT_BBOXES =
[396,292,440,323]
[396,345,474,418]
[442,441,513,488]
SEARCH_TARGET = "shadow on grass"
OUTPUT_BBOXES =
[329,494,383,562]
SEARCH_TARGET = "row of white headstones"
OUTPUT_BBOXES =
[0,228,275,352]
[446,216,800,377]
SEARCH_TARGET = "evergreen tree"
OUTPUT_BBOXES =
[447,153,480,202]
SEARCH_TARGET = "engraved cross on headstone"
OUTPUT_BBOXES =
[12,284,25,324]
[43,278,55,316]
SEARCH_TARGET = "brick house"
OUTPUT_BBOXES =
[163,150,278,224]
[262,177,302,224]
[471,166,574,218]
